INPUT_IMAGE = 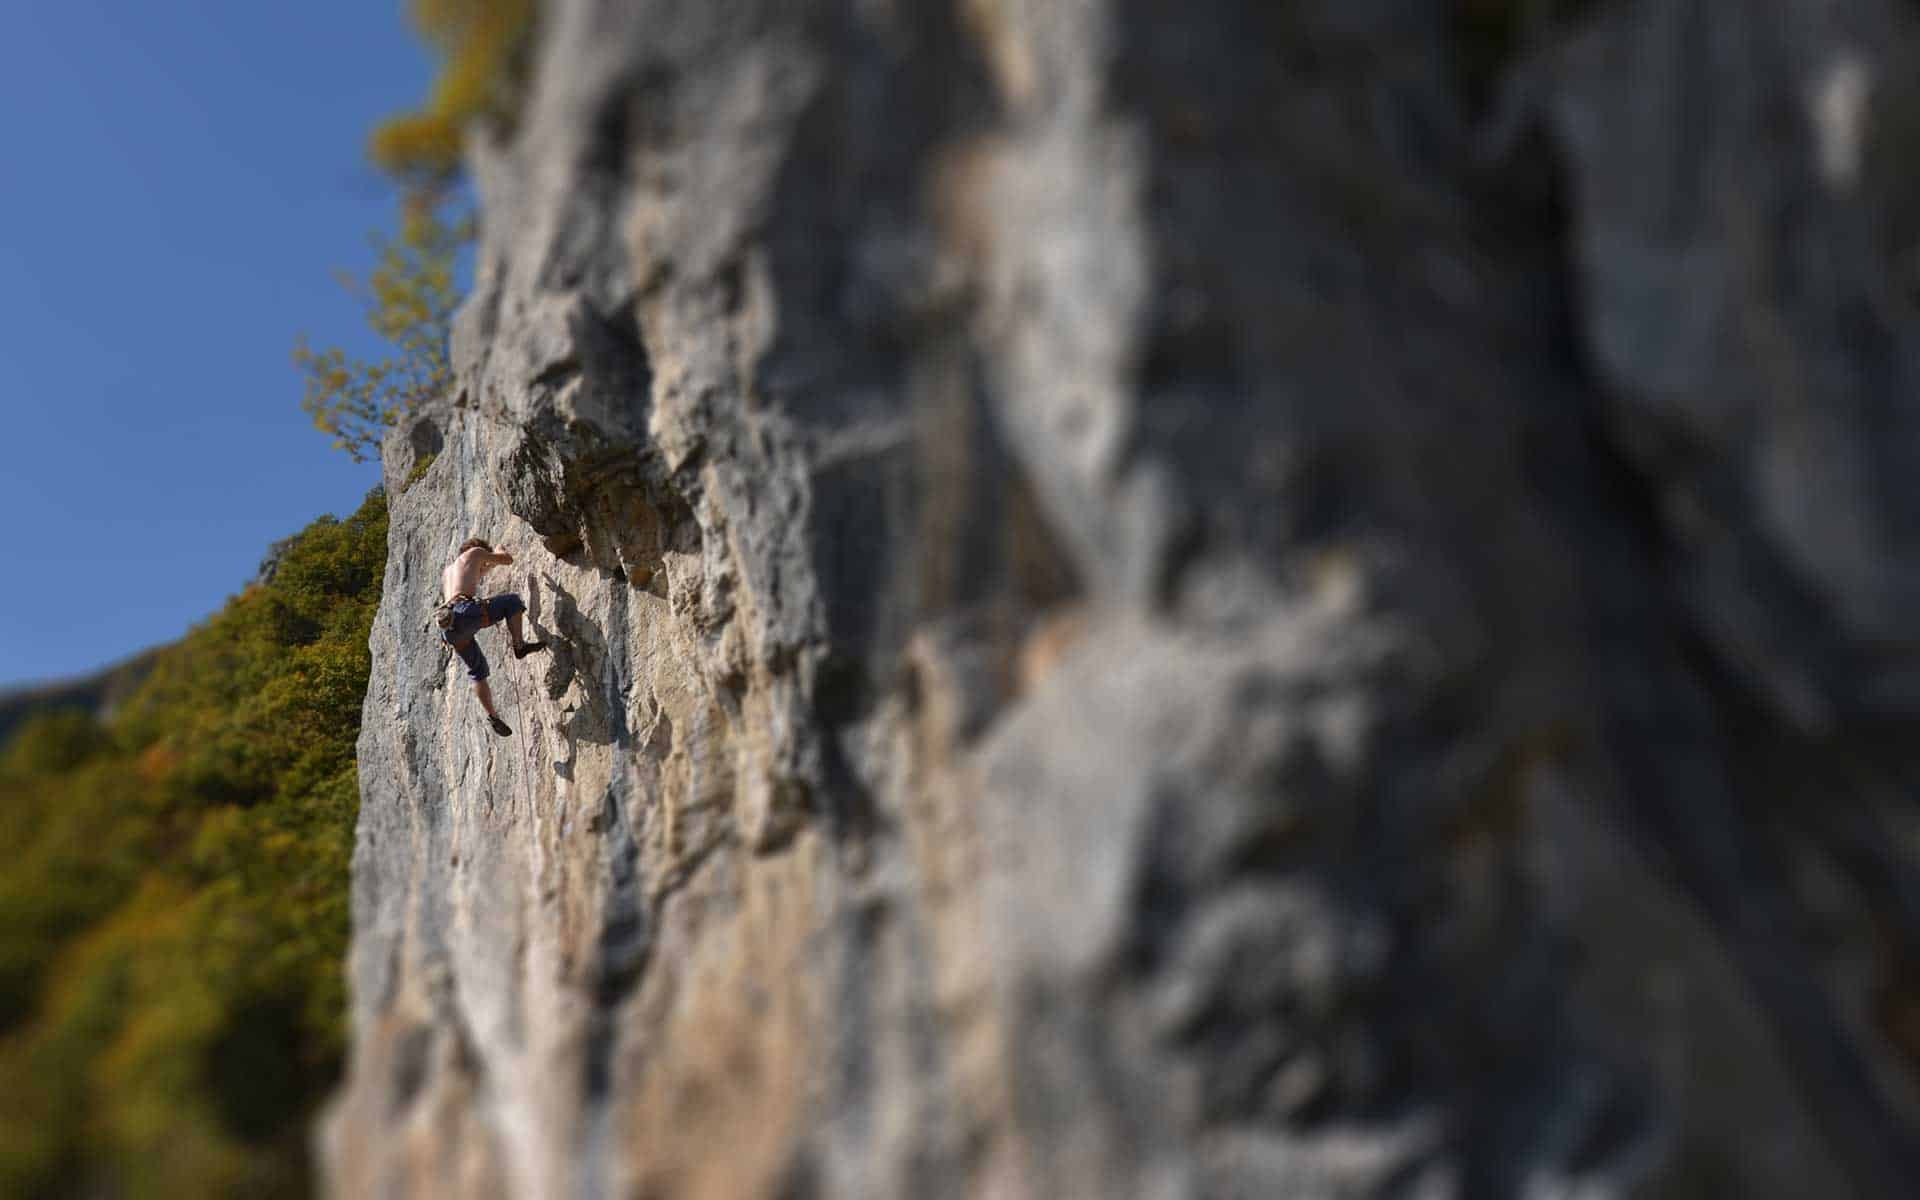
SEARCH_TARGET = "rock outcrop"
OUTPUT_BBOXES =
[324,1,1920,1196]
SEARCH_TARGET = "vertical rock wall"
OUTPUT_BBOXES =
[325,1,1920,1196]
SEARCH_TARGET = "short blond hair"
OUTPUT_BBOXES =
[458,538,492,554]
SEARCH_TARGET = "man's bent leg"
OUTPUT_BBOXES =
[507,610,550,658]
[488,594,547,658]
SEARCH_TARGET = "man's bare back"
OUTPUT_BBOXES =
[443,545,513,601]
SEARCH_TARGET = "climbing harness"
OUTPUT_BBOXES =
[432,592,477,632]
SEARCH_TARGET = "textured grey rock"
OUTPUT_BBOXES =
[324,1,1920,1196]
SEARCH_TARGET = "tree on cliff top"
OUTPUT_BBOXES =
[370,0,537,185]
[293,0,535,462]
[292,197,467,462]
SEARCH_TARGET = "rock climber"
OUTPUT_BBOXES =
[440,537,548,736]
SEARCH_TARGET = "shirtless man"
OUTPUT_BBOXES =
[441,537,547,736]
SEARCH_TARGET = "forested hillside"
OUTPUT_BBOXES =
[0,488,386,1198]
[0,652,160,749]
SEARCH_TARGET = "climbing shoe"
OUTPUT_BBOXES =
[513,641,549,660]
[489,715,513,737]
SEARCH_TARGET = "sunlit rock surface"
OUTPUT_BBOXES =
[323,1,1920,1196]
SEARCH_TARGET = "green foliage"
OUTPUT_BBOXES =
[293,201,470,463]
[0,710,107,776]
[402,450,439,493]
[0,490,388,1199]
[371,0,537,184]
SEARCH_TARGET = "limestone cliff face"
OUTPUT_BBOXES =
[324,1,1920,1196]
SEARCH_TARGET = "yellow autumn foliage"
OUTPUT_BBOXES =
[371,0,537,182]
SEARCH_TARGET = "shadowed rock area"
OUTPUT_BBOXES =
[322,1,1920,1195]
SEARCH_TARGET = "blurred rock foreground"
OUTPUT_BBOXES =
[321,1,1920,1196]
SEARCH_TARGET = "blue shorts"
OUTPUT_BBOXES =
[441,594,526,681]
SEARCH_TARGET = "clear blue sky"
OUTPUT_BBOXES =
[0,2,432,688]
